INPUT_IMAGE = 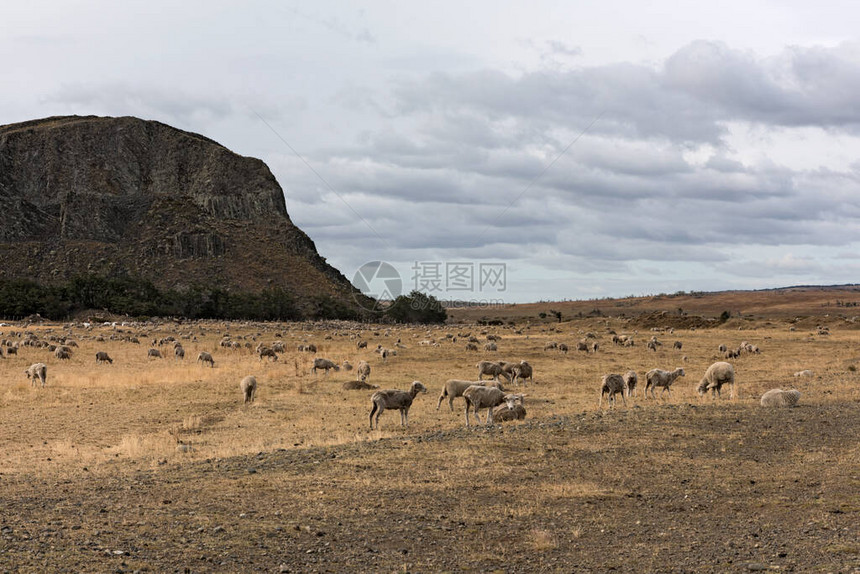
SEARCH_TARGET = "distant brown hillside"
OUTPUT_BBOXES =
[446,285,860,327]
[0,115,370,317]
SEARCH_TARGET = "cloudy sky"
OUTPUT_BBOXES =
[4,1,860,303]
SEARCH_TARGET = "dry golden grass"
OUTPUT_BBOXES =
[0,312,858,571]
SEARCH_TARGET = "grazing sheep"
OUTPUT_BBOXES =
[95,351,113,364]
[436,379,504,412]
[148,348,163,359]
[343,380,379,390]
[312,357,340,375]
[271,341,286,353]
[175,346,185,360]
[258,347,279,362]
[197,351,216,367]
[718,344,728,353]
[590,342,599,353]
[54,346,72,360]
[673,341,683,350]
[357,360,371,382]
[465,343,479,351]
[543,342,558,351]
[342,360,353,371]
[369,381,428,429]
[558,343,569,354]
[644,367,686,399]
[760,388,801,407]
[646,340,658,352]
[794,369,813,378]
[476,360,510,382]
[484,342,498,352]
[25,363,48,387]
[576,341,589,352]
[623,370,638,397]
[696,361,736,399]
[599,374,628,408]
[240,375,257,404]
[5,346,16,356]
[511,361,534,386]
[463,386,524,427]
[356,340,368,350]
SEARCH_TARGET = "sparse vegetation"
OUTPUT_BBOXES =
[0,301,858,571]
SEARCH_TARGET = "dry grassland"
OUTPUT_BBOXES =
[0,315,859,572]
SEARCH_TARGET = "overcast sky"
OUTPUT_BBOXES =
[4,1,860,303]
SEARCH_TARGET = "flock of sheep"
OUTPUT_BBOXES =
[1,321,804,434]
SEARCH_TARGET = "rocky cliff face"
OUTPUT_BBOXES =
[0,115,366,315]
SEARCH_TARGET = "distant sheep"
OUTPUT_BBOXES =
[174,346,185,360]
[696,361,735,399]
[646,340,658,352]
[511,361,534,386]
[54,346,72,360]
[148,348,163,359]
[95,351,113,364]
[465,343,479,351]
[258,347,279,362]
[343,380,379,390]
[369,380,428,429]
[463,386,524,427]
[599,374,628,408]
[760,388,801,407]
[543,342,558,351]
[342,360,353,371]
[312,358,340,375]
[644,367,685,399]
[623,370,638,397]
[357,360,371,382]
[25,363,47,387]
[476,360,510,382]
[558,343,569,354]
[794,370,813,378]
[576,341,589,352]
[240,375,257,404]
[673,341,683,350]
[197,351,215,368]
[484,342,498,352]
[437,379,504,412]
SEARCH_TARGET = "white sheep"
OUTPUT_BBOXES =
[760,388,801,407]
[623,370,638,397]
[463,386,524,427]
[794,370,813,378]
[369,381,428,429]
[436,379,504,412]
[312,358,340,376]
[644,367,686,399]
[476,360,510,382]
[696,361,735,399]
[511,361,534,387]
[197,351,216,368]
[492,395,526,421]
[599,374,628,408]
[357,360,371,381]
[25,363,47,387]
[240,375,257,404]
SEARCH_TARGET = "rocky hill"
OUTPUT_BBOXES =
[0,115,368,317]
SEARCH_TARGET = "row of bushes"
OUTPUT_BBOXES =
[0,277,447,323]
